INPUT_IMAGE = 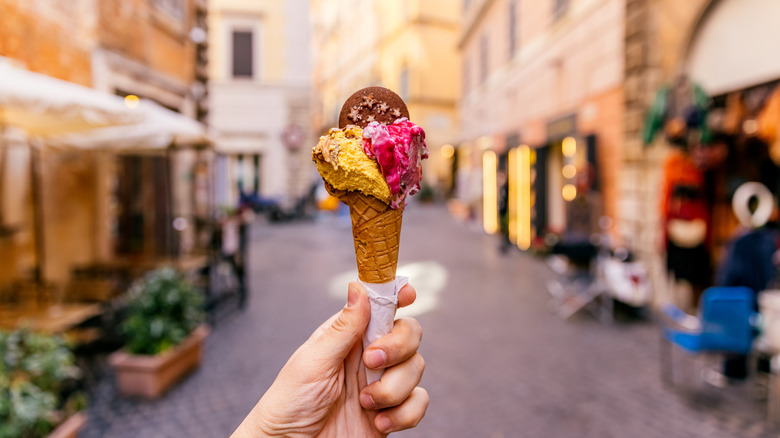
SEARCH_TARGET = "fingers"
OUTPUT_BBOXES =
[397,283,417,309]
[373,387,429,434]
[363,317,422,369]
[305,282,370,368]
[360,352,424,409]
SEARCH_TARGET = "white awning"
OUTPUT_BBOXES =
[47,99,209,152]
[686,0,780,95]
[0,58,141,135]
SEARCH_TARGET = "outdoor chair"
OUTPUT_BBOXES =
[660,286,758,387]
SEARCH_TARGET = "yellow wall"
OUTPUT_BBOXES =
[208,0,286,82]
[311,0,460,188]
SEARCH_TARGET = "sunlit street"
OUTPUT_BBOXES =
[78,205,774,437]
[3,0,780,436]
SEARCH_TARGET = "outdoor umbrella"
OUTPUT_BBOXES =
[0,57,142,283]
[0,58,141,134]
[39,99,211,278]
[47,98,208,152]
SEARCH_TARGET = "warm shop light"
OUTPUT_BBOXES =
[517,146,531,250]
[562,136,576,157]
[477,136,493,151]
[441,144,455,159]
[562,164,576,179]
[562,184,577,201]
[508,148,517,244]
[124,94,140,109]
[482,150,498,234]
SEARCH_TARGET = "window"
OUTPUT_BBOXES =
[399,67,410,101]
[509,0,517,57]
[232,30,254,78]
[480,35,488,83]
[553,0,568,19]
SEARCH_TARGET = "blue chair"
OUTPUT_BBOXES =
[660,286,758,386]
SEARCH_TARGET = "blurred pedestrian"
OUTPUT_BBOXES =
[551,165,602,271]
[660,145,712,311]
[497,171,511,253]
[231,282,428,437]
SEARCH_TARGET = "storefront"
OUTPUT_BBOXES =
[645,0,780,303]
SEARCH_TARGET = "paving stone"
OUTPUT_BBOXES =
[79,204,780,437]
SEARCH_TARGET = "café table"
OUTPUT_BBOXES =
[0,303,102,334]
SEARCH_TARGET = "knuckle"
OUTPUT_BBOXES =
[372,384,395,406]
[413,352,426,374]
[329,312,357,338]
[394,317,422,345]
[406,317,423,341]
[415,386,430,405]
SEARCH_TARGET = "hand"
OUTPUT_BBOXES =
[232,282,428,437]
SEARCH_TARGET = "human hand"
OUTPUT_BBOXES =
[232,282,427,437]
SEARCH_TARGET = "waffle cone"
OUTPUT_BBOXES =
[342,191,403,284]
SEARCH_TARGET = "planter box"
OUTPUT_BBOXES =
[48,412,87,438]
[109,325,210,399]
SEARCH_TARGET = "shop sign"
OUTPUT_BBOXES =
[546,114,577,141]
[281,124,305,151]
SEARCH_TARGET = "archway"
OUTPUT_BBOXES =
[686,0,780,95]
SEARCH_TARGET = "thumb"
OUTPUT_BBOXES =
[308,282,371,368]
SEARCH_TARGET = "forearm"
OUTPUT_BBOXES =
[231,385,328,438]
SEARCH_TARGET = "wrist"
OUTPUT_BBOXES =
[231,400,281,438]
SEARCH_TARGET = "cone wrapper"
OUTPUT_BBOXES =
[336,190,405,383]
[361,276,408,384]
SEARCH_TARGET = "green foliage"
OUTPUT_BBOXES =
[0,329,83,438]
[122,268,205,355]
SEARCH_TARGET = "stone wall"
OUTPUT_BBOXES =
[459,0,625,235]
[620,0,713,304]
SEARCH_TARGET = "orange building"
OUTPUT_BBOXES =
[0,0,208,290]
[458,0,624,248]
[310,0,461,195]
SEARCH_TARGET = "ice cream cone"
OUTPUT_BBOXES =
[342,191,403,284]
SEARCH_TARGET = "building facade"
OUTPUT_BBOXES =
[0,0,208,287]
[458,0,624,248]
[310,0,461,193]
[207,0,311,211]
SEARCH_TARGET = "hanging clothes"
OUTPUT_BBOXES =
[643,78,711,146]
[757,85,780,165]
[717,227,778,295]
[665,183,712,289]
[659,149,705,227]
[659,149,713,306]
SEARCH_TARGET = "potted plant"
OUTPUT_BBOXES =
[109,267,209,399]
[0,328,87,438]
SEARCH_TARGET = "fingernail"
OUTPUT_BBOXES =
[375,414,392,432]
[360,393,375,409]
[364,349,387,368]
[347,286,359,308]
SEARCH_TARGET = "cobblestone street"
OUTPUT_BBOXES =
[81,204,778,437]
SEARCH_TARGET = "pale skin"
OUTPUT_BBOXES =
[232,282,428,437]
